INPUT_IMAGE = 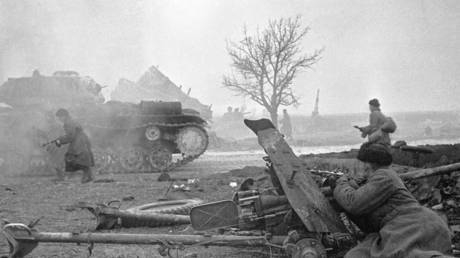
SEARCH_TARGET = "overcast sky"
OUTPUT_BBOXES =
[1,0,459,115]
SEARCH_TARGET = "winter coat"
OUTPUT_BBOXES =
[361,110,391,145]
[58,119,94,171]
[333,168,452,258]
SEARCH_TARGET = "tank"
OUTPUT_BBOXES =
[83,100,209,173]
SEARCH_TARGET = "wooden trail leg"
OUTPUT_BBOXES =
[244,119,347,233]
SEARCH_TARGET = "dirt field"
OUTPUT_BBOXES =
[0,153,277,258]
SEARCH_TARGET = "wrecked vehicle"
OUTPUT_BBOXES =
[2,119,460,257]
[83,100,209,173]
[0,71,209,174]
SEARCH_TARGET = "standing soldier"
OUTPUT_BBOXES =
[355,98,392,146]
[54,108,94,183]
[280,109,293,140]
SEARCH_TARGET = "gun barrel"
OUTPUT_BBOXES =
[34,232,283,246]
[41,139,57,147]
[399,162,460,180]
[2,223,285,257]
[304,162,460,181]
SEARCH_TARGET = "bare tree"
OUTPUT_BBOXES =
[223,16,322,126]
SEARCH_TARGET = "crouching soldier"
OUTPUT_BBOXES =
[333,142,452,257]
[55,108,94,183]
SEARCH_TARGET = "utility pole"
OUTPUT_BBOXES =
[311,89,320,117]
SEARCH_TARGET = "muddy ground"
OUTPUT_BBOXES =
[0,153,284,258]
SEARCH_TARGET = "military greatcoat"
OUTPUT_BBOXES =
[361,110,391,145]
[58,119,94,171]
[333,168,452,258]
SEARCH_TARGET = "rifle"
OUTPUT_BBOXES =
[307,169,344,177]
[41,139,58,147]
[353,125,363,132]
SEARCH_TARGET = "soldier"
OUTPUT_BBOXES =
[233,108,244,122]
[222,106,233,120]
[333,143,452,257]
[356,98,391,146]
[54,108,94,183]
[280,109,292,140]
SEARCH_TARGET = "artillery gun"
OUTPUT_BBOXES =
[3,119,460,257]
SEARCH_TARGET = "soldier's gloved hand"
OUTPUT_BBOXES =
[335,175,349,185]
[326,174,340,190]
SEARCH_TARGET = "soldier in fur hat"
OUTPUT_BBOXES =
[333,143,452,257]
[55,108,94,183]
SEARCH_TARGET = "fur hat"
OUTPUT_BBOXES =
[369,98,380,108]
[357,142,392,166]
[55,108,69,117]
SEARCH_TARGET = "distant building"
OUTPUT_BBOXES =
[312,89,320,117]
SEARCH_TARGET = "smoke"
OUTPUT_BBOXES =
[2,0,460,115]
[0,0,149,85]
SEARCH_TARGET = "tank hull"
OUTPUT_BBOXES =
[81,101,208,173]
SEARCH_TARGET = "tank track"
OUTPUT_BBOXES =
[91,121,208,174]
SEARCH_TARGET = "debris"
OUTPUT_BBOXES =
[173,184,191,192]
[122,196,135,201]
[187,178,199,184]
[158,181,175,201]
[27,217,42,228]
[93,178,116,183]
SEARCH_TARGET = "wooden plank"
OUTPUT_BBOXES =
[245,119,347,233]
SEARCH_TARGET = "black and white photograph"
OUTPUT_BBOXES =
[1,0,460,257]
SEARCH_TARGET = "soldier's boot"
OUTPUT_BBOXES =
[55,168,65,180]
[81,168,94,183]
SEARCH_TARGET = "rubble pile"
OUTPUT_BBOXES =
[111,66,212,120]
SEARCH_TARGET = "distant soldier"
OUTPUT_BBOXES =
[54,108,94,183]
[424,126,433,137]
[233,108,244,122]
[280,109,293,140]
[222,106,233,120]
[355,99,391,146]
